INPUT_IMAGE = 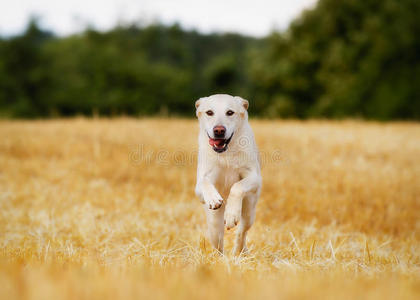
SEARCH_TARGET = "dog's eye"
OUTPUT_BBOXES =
[226,110,235,116]
[206,110,214,116]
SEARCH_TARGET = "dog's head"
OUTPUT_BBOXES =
[195,94,249,153]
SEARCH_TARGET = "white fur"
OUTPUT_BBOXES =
[195,94,262,255]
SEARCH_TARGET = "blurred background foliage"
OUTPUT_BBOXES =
[0,0,419,119]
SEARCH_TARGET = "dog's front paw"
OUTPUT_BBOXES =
[204,189,224,210]
[224,207,241,230]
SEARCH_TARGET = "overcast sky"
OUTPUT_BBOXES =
[0,0,318,37]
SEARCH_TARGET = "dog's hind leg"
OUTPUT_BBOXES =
[204,205,225,254]
[233,193,258,255]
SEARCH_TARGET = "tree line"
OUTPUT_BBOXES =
[0,0,419,119]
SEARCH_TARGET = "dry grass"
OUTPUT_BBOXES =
[0,118,419,299]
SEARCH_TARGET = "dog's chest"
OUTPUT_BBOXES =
[214,167,240,199]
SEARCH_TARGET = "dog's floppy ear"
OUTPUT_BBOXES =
[235,96,249,110]
[195,99,201,109]
[195,98,203,117]
[242,99,249,110]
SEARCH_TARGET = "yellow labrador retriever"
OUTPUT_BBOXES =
[195,94,262,255]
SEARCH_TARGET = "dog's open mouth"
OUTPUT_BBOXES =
[208,133,233,153]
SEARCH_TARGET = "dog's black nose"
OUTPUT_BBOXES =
[213,125,226,138]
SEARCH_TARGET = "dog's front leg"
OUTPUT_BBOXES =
[196,178,225,253]
[224,171,261,230]
[196,179,224,210]
[204,205,225,253]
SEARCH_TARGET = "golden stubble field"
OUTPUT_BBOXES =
[0,118,419,299]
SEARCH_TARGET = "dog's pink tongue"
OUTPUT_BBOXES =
[209,138,224,147]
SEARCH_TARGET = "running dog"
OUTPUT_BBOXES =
[195,94,262,255]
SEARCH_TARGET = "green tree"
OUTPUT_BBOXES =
[0,18,53,117]
[251,0,420,119]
